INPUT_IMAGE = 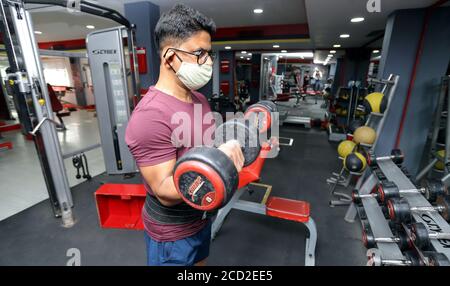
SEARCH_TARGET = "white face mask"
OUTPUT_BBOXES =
[175,62,212,91]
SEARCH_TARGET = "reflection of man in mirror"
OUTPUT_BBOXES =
[303,70,310,90]
[293,68,301,87]
[313,69,322,91]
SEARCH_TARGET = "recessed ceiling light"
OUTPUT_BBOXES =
[248,53,252,56]
[340,34,350,38]
[225,46,231,50]
[247,58,250,60]
[34,31,42,35]
[273,45,280,48]
[330,50,336,54]
[281,50,287,53]
[328,54,333,57]
[373,50,380,53]
[253,8,263,14]
[333,44,341,48]
[351,17,365,23]
[86,25,95,29]
[264,57,268,60]
[241,51,247,54]
[240,56,244,59]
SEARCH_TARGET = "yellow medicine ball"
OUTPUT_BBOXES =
[364,92,387,114]
[344,152,367,173]
[338,140,356,158]
[434,150,446,170]
[353,126,377,145]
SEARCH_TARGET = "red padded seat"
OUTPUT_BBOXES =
[266,196,310,223]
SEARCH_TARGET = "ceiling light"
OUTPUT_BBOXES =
[241,51,247,54]
[328,54,333,57]
[330,50,336,54]
[264,57,268,60]
[248,53,252,56]
[247,58,250,60]
[333,44,341,48]
[279,56,283,58]
[34,31,42,35]
[340,34,350,38]
[253,8,263,14]
[86,25,95,29]
[240,56,244,59]
[273,44,280,48]
[351,17,365,23]
[373,50,380,53]
[225,46,231,50]
[281,50,287,53]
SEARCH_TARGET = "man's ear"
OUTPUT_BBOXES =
[162,49,175,67]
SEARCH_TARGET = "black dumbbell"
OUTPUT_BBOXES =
[353,180,447,204]
[424,180,449,201]
[366,149,404,167]
[367,249,424,266]
[410,222,450,250]
[174,119,261,211]
[386,197,450,224]
[362,226,412,250]
[352,191,391,219]
[244,100,278,134]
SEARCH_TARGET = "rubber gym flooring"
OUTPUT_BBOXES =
[0,125,367,266]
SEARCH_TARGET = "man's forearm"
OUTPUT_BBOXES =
[154,176,184,207]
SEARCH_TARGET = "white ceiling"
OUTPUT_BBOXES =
[305,0,443,49]
[123,0,308,28]
[27,0,447,56]
[28,0,307,42]
[29,8,115,42]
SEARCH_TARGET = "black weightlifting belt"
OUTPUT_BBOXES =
[144,194,217,224]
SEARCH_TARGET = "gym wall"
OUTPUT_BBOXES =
[376,7,450,176]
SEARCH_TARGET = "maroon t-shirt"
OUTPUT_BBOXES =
[125,86,215,242]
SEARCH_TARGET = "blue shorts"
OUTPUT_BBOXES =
[144,222,212,266]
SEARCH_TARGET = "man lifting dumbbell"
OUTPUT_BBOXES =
[125,4,278,266]
[173,118,263,210]
[125,4,246,266]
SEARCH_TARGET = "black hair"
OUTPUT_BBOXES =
[154,3,216,52]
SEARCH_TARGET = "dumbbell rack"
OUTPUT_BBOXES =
[352,171,405,261]
[353,159,450,264]
[380,160,450,258]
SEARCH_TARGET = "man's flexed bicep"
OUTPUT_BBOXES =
[139,159,183,207]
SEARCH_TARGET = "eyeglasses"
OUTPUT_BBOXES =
[164,47,216,65]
